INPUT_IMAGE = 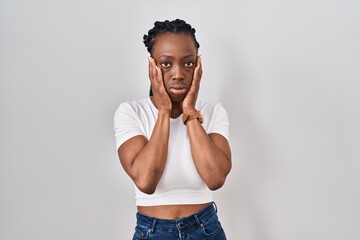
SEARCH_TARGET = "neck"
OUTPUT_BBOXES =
[170,102,183,118]
[150,96,183,119]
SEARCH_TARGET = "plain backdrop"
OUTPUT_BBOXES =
[1,0,359,239]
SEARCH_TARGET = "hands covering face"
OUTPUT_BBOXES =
[148,57,172,112]
[148,56,202,113]
[182,56,202,112]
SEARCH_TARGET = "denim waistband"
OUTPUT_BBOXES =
[135,202,217,233]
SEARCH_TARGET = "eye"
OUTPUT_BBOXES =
[184,61,194,68]
[160,62,171,68]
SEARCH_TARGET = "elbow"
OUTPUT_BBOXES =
[139,187,156,195]
[207,167,231,191]
[207,177,226,191]
[135,180,157,195]
[132,169,162,195]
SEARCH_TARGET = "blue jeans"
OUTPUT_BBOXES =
[132,202,227,240]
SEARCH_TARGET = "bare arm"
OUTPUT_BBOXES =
[182,56,232,190]
[186,121,232,190]
[118,111,170,194]
[118,58,171,194]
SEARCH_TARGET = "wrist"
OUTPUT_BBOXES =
[182,110,203,125]
[158,109,171,118]
[182,107,197,115]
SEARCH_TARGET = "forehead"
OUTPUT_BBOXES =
[152,32,197,57]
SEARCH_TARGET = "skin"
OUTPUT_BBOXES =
[118,32,232,219]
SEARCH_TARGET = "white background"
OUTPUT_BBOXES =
[1,0,359,239]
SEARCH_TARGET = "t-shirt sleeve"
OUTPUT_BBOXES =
[208,103,230,141]
[113,103,145,150]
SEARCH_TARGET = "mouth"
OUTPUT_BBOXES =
[169,85,187,95]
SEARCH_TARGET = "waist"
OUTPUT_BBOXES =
[137,202,212,220]
[136,202,217,231]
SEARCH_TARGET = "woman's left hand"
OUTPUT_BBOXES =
[182,56,202,113]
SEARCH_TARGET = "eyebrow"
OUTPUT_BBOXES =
[159,54,196,59]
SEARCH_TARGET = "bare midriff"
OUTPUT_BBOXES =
[137,202,211,220]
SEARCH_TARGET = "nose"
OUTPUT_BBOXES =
[171,64,185,81]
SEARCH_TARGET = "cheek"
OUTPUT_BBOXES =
[162,72,171,87]
[185,69,195,80]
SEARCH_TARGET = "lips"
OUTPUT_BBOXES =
[169,85,187,95]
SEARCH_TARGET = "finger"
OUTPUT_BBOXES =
[193,55,202,87]
[148,57,157,85]
[151,58,163,84]
[155,65,163,83]
[148,57,152,80]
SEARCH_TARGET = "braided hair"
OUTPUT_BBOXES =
[143,19,200,54]
[144,19,200,96]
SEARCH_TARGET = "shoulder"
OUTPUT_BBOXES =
[115,98,149,111]
[196,100,227,115]
[196,100,230,140]
[114,98,153,116]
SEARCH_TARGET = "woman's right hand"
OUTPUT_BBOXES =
[149,57,172,112]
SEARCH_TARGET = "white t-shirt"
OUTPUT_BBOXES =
[113,97,229,206]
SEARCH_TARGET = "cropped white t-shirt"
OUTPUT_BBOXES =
[113,97,229,206]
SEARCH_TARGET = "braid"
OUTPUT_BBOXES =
[143,19,200,54]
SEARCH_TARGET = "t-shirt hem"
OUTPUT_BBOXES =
[136,196,213,207]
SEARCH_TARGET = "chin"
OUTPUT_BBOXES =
[170,95,186,103]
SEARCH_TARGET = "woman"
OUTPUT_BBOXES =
[114,19,231,240]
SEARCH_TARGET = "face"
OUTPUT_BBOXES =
[151,32,198,103]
